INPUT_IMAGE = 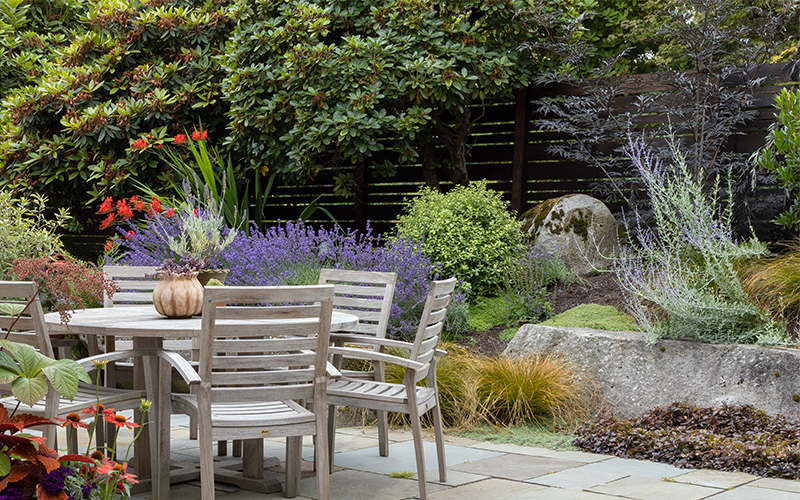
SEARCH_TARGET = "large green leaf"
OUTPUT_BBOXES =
[41,359,90,401]
[0,303,25,317]
[0,451,9,477]
[0,341,53,378]
[11,376,47,407]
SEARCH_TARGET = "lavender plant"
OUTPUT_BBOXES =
[117,220,465,339]
[616,139,785,345]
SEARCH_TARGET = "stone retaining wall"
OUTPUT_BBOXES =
[504,325,800,419]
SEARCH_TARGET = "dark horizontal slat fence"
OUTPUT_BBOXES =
[66,63,799,261]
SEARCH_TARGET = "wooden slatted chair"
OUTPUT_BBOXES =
[318,268,396,456]
[0,281,149,453]
[156,285,335,500]
[325,277,457,500]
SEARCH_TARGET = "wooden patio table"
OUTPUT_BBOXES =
[44,305,358,500]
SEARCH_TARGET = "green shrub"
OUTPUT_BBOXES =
[396,181,523,297]
[541,304,637,331]
[574,402,800,479]
[0,191,69,275]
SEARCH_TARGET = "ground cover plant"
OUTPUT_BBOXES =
[574,402,800,479]
[540,304,637,331]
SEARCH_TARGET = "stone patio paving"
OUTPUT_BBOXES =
[58,414,800,500]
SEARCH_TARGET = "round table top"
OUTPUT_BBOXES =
[44,305,359,338]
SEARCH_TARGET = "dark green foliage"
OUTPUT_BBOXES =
[0,0,237,228]
[220,0,538,189]
[574,402,800,478]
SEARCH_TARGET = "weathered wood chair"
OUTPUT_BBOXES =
[156,285,335,500]
[325,277,457,500]
[0,281,150,453]
[318,268,397,456]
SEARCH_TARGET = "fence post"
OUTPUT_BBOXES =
[512,87,529,215]
[354,161,367,233]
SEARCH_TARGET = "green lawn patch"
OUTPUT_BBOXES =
[468,296,506,331]
[541,304,637,331]
[455,422,578,451]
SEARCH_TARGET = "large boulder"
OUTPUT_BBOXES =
[505,324,800,419]
[520,194,617,276]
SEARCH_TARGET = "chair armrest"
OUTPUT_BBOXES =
[77,348,163,372]
[328,346,426,371]
[157,349,201,385]
[326,362,342,379]
[434,348,447,357]
[329,334,415,352]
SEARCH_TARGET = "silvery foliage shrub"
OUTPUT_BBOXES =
[117,219,468,339]
[0,191,69,276]
[396,180,524,297]
[616,139,786,345]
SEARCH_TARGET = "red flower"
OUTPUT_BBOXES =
[117,202,134,220]
[99,213,116,230]
[82,404,114,417]
[104,240,114,253]
[132,138,147,150]
[192,208,198,217]
[54,412,88,429]
[155,144,163,148]
[173,133,187,144]
[96,459,138,485]
[134,198,146,212]
[148,198,162,216]
[98,196,114,214]
[105,413,139,430]
[125,230,135,240]
[165,208,175,218]
[191,129,207,141]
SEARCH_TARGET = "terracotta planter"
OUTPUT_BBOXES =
[152,272,204,318]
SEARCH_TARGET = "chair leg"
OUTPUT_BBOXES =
[286,436,303,498]
[377,409,389,457]
[432,402,447,483]
[198,415,215,500]
[233,439,242,457]
[327,404,337,474]
[316,408,331,500]
[407,386,428,500]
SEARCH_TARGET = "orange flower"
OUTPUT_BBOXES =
[104,240,114,253]
[105,413,139,430]
[96,459,138,485]
[99,213,116,230]
[191,129,207,141]
[149,198,162,215]
[132,138,147,149]
[82,403,114,417]
[165,208,175,218]
[173,133,187,144]
[54,412,88,429]
[98,196,114,214]
[125,230,135,240]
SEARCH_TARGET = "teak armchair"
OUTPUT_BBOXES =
[326,277,457,500]
[156,285,336,500]
[318,268,397,456]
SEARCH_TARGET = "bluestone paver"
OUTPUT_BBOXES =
[588,475,721,500]
[448,453,586,480]
[578,456,694,479]
[527,466,628,490]
[673,469,760,489]
[706,485,800,500]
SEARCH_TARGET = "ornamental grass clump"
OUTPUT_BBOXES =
[615,138,784,345]
[741,237,800,334]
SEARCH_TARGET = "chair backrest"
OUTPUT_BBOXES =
[102,265,158,307]
[318,269,396,339]
[409,277,458,384]
[198,285,334,406]
[0,281,54,359]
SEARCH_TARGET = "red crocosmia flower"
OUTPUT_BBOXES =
[99,213,115,230]
[165,208,175,218]
[117,204,134,220]
[104,240,114,253]
[192,208,198,217]
[134,199,145,211]
[149,198,162,214]
[54,412,88,429]
[173,133,187,144]
[125,230,135,240]
[155,144,163,148]
[132,138,147,150]
[105,413,139,430]
[191,129,208,141]
[98,196,114,214]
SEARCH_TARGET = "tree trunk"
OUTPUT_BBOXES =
[421,141,441,191]
[436,108,471,187]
